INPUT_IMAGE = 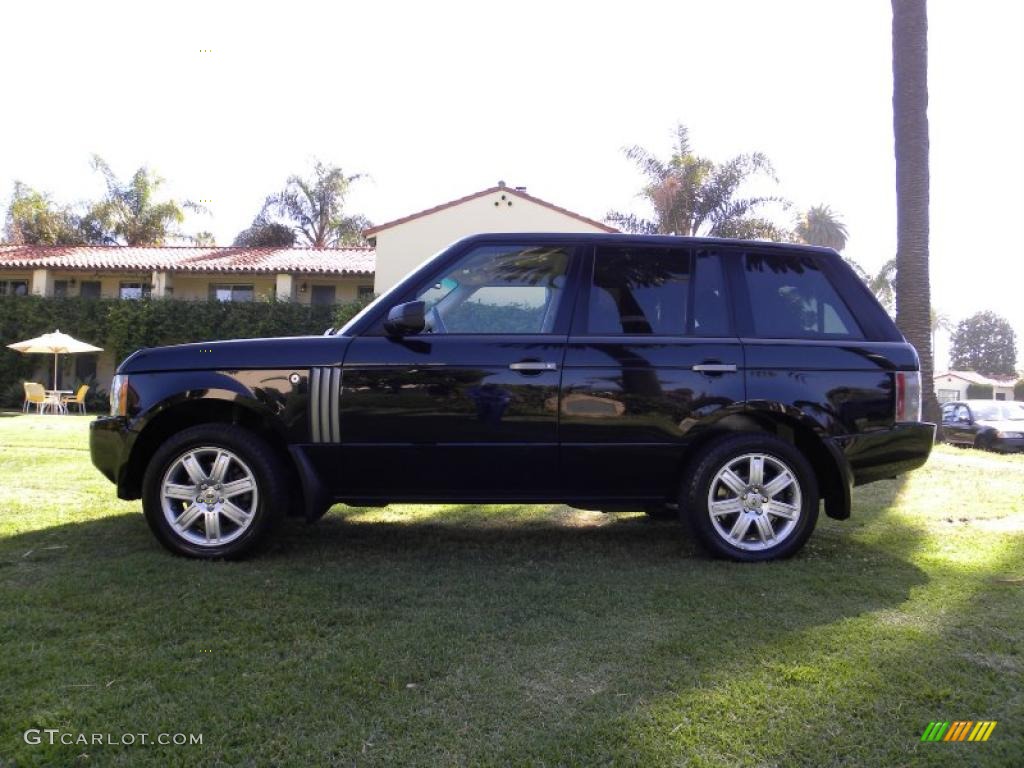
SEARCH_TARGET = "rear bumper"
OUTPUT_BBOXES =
[90,416,136,498]
[827,422,935,486]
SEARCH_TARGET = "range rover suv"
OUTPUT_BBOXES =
[90,234,935,561]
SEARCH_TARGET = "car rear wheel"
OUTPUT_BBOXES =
[142,424,285,559]
[682,434,818,562]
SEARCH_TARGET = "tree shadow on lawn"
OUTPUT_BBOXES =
[0,478,939,766]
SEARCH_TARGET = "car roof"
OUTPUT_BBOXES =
[456,232,840,257]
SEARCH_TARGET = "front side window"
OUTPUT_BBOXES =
[742,251,862,338]
[413,244,571,334]
[586,246,690,335]
[210,284,254,302]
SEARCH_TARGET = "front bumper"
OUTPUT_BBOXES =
[991,436,1024,453]
[90,416,136,497]
[828,422,936,486]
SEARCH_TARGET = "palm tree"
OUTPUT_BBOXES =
[793,205,848,251]
[892,0,938,422]
[262,161,371,248]
[607,124,787,240]
[86,156,205,245]
[931,307,952,362]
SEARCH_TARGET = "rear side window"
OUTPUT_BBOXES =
[587,246,690,334]
[742,251,862,338]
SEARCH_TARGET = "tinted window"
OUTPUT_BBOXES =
[693,249,730,336]
[587,246,690,334]
[415,244,571,334]
[79,281,101,299]
[742,252,862,338]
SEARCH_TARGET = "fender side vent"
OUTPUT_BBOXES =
[309,367,340,443]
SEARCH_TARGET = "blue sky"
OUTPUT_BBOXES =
[1,0,1021,367]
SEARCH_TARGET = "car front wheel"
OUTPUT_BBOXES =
[682,434,819,562]
[142,424,285,559]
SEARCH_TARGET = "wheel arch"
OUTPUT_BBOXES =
[123,395,305,517]
[681,410,852,520]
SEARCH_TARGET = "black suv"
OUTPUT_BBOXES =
[91,234,935,561]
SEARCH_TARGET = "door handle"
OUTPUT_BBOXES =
[509,361,558,372]
[691,363,737,373]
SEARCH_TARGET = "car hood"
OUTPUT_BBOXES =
[117,335,352,374]
[977,419,1024,432]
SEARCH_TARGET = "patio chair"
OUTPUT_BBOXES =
[22,382,46,413]
[61,384,90,415]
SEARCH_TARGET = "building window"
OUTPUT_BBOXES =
[80,281,101,299]
[119,282,151,300]
[0,280,29,296]
[310,285,336,306]
[937,389,959,404]
[210,284,254,302]
[357,284,374,299]
[54,280,68,298]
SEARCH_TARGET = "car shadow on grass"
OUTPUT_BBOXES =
[0,477,942,766]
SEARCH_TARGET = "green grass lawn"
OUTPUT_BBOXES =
[1,413,1021,767]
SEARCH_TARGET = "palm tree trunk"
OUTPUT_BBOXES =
[892,0,939,425]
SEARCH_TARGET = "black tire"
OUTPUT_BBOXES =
[644,502,679,521]
[142,424,286,559]
[681,433,819,562]
[974,434,993,452]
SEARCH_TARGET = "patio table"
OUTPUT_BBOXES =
[42,390,72,414]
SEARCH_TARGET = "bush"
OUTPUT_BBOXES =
[966,383,994,400]
[0,295,359,408]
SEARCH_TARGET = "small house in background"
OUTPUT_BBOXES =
[934,370,1017,402]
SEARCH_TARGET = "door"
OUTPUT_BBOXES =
[944,403,975,444]
[335,241,580,500]
[311,285,336,306]
[559,245,745,501]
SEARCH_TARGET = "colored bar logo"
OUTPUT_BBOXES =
[921,721,997,742]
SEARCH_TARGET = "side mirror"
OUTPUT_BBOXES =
[384,300,426,337]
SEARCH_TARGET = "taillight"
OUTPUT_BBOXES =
[895,371,922,422]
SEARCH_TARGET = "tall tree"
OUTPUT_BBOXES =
[930,306,952,359]
[4,182,91,245]
[607,124,787,240]
[892,0,938,421]
[86,155,204,246]
[245,161,372,248]
[950,311,1017,378]
[793,204,848,251]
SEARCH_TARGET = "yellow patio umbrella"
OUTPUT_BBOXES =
[7,330,104,390]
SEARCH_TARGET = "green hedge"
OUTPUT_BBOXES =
[0,295,370,409]
[965,383,994,400]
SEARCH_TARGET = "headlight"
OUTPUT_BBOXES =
[995,431,1023,439]
[109,375,129,416]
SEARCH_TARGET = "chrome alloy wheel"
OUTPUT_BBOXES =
[706,453,802,552]
[160,447,259,547]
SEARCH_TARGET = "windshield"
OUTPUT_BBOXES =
[969,401,1024,421]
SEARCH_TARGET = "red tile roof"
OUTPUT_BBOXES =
[0,245,375,276]
[364,186,618,236]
